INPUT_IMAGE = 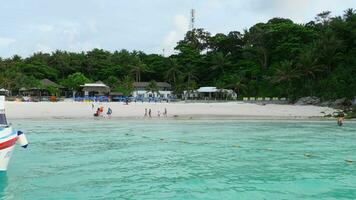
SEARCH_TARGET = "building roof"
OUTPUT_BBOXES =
[41,79,64,88]
[81,81,109,88]
[197,87,218,93]
[133,82,171,88]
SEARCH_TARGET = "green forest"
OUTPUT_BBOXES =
[0,9,355,101]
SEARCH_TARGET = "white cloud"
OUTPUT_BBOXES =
[0,37,16,47]
[161,15,189,56]
[35,43,53,53]
[38,24,55,32]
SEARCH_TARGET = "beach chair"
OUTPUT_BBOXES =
[249,97,256,101]
[265,97,271,101]
[243,97,248,101]
[257,97,263,101]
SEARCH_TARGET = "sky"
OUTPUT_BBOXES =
[0,0,355,58]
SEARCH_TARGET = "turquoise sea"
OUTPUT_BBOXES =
[1,119,356,199]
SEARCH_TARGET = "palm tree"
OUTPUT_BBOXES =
[164,58,182,84]
[229,76,247,99]
[182,63,197,100]
[209,52,231,74]
[273,60,301,97]
[344,8,355,21]
[316,31,342,75]
[297,48,322,96]
[119,75,134,96]
[146,80,160,97]
[130,58,148,82]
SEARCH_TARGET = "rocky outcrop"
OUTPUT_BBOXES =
[295,97,320,105]
[332,98,352,109]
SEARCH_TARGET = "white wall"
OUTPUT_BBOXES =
[0,96,5,110]
[132,90,172,98]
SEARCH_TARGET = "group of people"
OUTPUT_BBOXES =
[144,108,167,118]
[93,104,112,118]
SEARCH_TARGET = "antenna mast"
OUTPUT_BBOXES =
[190,9,195,30]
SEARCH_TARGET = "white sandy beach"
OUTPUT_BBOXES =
[5,101,336,120]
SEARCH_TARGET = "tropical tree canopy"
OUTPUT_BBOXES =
[0,9,355,100]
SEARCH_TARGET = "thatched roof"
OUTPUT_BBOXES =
[41,79,64,89]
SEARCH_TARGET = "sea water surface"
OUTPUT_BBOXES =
[1,119,356,199]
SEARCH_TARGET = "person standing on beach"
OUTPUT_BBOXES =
[158,111,161,118]
[149,109,152,118]
[144,108,148,117]
[163,108,167,117]
[107,107,112,118]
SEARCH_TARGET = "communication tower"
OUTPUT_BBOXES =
[190,9,195,30]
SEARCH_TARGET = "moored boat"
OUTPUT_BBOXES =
[0,96,28,171]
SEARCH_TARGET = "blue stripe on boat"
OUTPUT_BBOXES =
[0,130,17,140]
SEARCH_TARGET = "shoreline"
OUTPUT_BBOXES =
[5,101,338,120]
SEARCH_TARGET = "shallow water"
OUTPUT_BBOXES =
[1,119,356,199]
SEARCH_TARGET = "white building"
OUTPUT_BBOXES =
[183,87,237,100]
[132,82,172,99]
[81,81,110,97]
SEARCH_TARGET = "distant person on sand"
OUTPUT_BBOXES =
[91,104,94,110]
[164,108,167,117]
[107,107,112,118]
[337,113,344,126]
[144,108,148,117]
[149,109,152,118]
[94,108,100,117]
[158,111,161,117]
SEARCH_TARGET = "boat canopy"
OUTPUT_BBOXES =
[0,114,7,126]
[0,96,4,112]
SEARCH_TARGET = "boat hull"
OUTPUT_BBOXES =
[0,127,17,171]
[0,145,15,171]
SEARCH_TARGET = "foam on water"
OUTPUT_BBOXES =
[2,120,356,199]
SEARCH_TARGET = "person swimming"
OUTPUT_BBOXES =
[337,113,344,126]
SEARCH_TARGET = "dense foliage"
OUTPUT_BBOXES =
[0,9,355,100]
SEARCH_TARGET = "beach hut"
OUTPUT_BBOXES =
[197,87,218,99]
[0,88,10,96]
[132,82,172,100]
[19,79,64,101]
[81,81,110,97]
[183,87,237,100]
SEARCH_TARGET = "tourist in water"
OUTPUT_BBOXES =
[337,113,344,126]
[149,109,152,118]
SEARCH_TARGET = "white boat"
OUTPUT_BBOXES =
[0,96,28,171]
